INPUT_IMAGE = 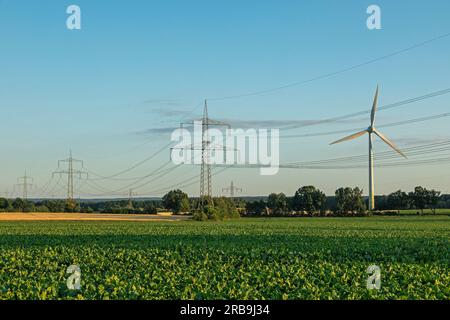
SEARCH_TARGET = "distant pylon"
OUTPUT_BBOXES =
[16,171,34,200]
[53,150,88,206]
[127,188,137,209]
[200,100,212,203]
[222,181,242,199]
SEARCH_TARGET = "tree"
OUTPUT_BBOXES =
[34,205,49,212]
[0,198,10,212]
[387,190,409,213]
[65,201,80,213]
[244,200,266,216]
[162,189,189,214]
[214,197,239,220]
[409,186,441,214]
[267,193,288,216]
[12,198,26,212]
[42,200,66,213]
[180,197,190,213]
[409,186,428,214]
[292,186,326,215]
[426,189,441,214]
[142,202,157,214]
[193,197,239,221]
[335,187,366,215]
[23,201,35,213]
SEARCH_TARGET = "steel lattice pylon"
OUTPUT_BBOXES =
[200,100,212,207]
[53,150,88,207]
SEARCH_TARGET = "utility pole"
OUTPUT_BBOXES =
[171,100,233,211]
[178,100,232,210]
[197,100,234,208]
[53,150,88,207]
[222,181,242,199]
[200,100,212,202]
[16,171,34,200]
[127,189,137,209]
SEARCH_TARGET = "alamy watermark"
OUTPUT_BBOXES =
[171,121,280,176]
[66,5,81,30]
[367,5,381,30]
[366,265,381,290]
[66,264,81,290]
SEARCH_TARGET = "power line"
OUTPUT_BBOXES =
[285,140,450,166]
[81,161,177,196]
[81,153,213,197]
[281,87,450,131]
[208,31,450,101]
[143,166,230,196]
[204,140,450,171]
[281,112,450,139]
[280,156,450,170]
[88,141,173,181]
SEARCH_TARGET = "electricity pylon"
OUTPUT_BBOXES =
[53,150,88,207]
[127,189,137,209]
[172,100,231,210]
[200,101,212,201]
[15,171,34,200]
[222,181,242,199]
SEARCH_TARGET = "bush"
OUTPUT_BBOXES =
[193,197,240,221]
[193,210,208,221]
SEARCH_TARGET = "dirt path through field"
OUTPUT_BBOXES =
[0,212,190,222]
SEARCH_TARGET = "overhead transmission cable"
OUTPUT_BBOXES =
[88,141,173,181]
[281,112,450,139]
[143,167,230,196]
[281,87,450,131]
[208,31,450,101]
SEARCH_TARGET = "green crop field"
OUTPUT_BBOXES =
[397,209,450,215]
[0,216,448,300]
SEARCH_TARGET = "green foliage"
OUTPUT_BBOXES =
[245,200,268,216]
[193,197,240,221]
[267,193,288,215]
[387,190,410,212]
[0,198,9,211]
[180,197,190,213]
[162,189,189,214]
[0,217,448,300]
[12,198,26,212]
[292,186,326,215]
[409,186,441,214]
[335,187,366,215]
[142,202,157,214]
[193,210,208,221]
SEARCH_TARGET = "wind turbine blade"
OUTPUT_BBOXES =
[370,85,379,127]
[330,130,368,145]
[373,129,407,158]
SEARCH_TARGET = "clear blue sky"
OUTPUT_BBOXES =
[1,0,450,198]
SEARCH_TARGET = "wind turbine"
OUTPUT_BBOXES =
[330,86,407,211]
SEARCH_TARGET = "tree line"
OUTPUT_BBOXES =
[244,186,444,216]
[0,198,159,214]
[0,185,446,218]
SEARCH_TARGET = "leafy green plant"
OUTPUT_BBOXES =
[0,217,448,300]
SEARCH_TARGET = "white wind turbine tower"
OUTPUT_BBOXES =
[330,86,407,211]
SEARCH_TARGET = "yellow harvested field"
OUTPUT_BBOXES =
[0,212,189,222]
